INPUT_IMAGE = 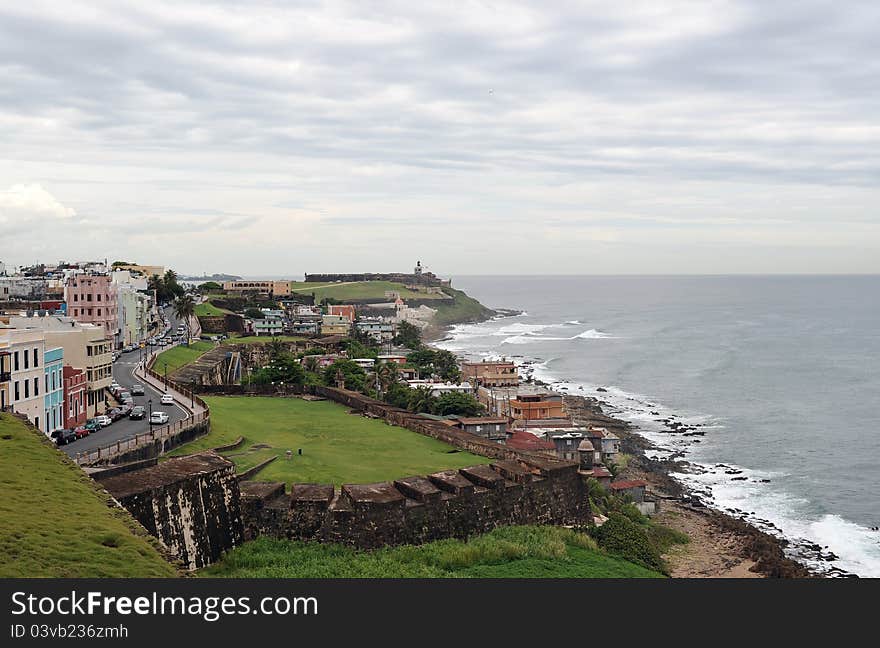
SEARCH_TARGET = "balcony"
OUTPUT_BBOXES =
[0,371,10,383]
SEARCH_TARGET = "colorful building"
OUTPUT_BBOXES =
[65,273,119,344]
[328,305,356,322]
[1,327,47,431]
[462,359,520,387]
[6,315,112,418]
[222,280,291,297]
[43,347,65,434]
[321,314,352,336]
[62,366,87,429]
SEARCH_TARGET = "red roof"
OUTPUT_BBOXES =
[506,431,554,451]
[610,479,648,490]
[591,467,612,478]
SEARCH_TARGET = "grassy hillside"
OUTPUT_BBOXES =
[203,525,664,578]
[154,340,215,375]
[167,396,489,484]
[289,280,447,302]
[428,287,496,327]
[0,413,177,577]
[195,301,232,317]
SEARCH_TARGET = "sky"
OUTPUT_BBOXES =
[1,0,879,276]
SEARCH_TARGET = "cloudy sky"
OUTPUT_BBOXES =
[1,0,879,276]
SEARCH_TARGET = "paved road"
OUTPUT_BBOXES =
[62,307,192,458]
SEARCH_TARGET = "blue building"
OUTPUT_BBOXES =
[43,347,64,434]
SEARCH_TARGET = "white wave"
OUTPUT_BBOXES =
[572,328,613,339]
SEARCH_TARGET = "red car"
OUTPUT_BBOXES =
[74,426,90,439]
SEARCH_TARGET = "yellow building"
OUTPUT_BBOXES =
[221,280,291,297]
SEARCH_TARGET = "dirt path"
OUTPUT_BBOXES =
[655,502,761,578]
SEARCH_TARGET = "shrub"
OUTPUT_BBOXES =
[591,513,665,574]
[645,523,690,553]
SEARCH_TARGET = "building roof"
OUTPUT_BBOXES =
[577,440,595,451]
[610,479,648,490]
[505,431,555,451]
[591,467,612,478]
[456,417,509,425]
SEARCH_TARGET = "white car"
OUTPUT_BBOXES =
[94,415,112,427]
[160,393,175,405]
[149,411,169,425]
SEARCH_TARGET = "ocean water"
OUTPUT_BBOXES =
[436,275,880,577]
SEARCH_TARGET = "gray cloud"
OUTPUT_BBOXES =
[0,0,878,274]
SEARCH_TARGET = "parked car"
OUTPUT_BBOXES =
[118,391,132,403]
[84,419,102,433]
[108,407,125,421]
[51,429,76,445]
[131,384,145,396]
[94,415,112,427]
[73,425,90,439]
[129,406,146,420]
[160,393,175,405]
[150,411,169,425]
[109,381,121,392]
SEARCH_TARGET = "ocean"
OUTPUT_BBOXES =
[435,275,880,577]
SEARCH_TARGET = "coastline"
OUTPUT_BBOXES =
[429,313,825,578]
[562,393,814,578]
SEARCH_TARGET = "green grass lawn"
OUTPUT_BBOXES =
[221,335,307,345]
[202,525,664,578]
[0,414,177,577]
[154,340,215,375]
[168,396,488,485]
[288,280,448,302]
[195,301,232,317]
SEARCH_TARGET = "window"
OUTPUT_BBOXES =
[14,381,19,401]
[97,309,101,316]
[73,294,78,302]
[13,351,18,371]
[87,294,92,301]
[97,293,102,301]
[34,377,39,396]
[33,348,38,367]
[23,352,28,370]
[24,380,29,398]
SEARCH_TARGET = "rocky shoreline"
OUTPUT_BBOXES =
[561,392,823,578]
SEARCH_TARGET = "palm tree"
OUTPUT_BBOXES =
[267,337,286,360]
[302,355,319,374]
[173,295,195,346]
[377,362,399,392]
[407,387,436,414]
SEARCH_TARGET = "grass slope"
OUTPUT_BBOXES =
[429,287,496,327]
[203,525,664,578]
[195,302,232,317]
[0,414,177,577]
[154,340,215,375]
[221,335,307,345]
[168,396,488,484]
[288,280,447,302]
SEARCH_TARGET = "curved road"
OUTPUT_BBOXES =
[62,307,193,458]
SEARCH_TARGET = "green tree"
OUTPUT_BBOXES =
[377,362,400,392]
[433,391,483,417]
[246,352,305,386]
[322,359,367,391]
[384,382,413,409]
[245,307,265,319]
[173,295,196,346]
[393,321,422,349]
[406,387,438,414]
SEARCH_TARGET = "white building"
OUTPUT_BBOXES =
[406,380,474,397]
[1,327,47,431]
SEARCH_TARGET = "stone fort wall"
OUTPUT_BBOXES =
[241,458,591,549]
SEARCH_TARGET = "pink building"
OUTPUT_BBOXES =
[62,365,87,429]
[65,274,119,343]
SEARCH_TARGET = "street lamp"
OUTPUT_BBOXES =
[163,362,168,390]
[148,398,153,428]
